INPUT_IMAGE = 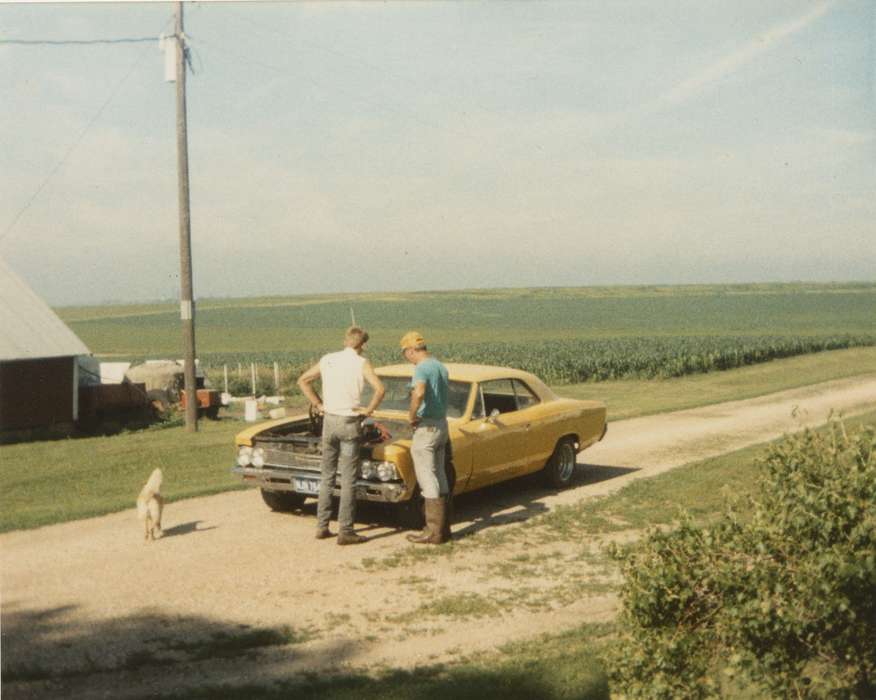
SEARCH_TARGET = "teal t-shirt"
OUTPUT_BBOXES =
[412,357,449,419]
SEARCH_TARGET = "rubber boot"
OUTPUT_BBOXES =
[407,498,445,544]
[441,491,453,542]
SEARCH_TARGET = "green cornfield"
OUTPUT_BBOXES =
[199,334,876,395]
[57,283,876,393]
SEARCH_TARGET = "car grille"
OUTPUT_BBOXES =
[262,446,321,471]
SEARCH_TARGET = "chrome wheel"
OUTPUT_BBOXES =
[544,437,578,488]
[557,443,576,483]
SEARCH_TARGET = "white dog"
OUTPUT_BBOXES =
[136,468,164,541]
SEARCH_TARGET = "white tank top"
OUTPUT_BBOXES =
[319,347,366,417]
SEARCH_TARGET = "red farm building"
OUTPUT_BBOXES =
[0,258,92,442]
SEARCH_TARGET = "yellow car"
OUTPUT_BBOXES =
[232,364,607,527]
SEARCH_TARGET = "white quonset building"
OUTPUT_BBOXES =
[0,258,91,441]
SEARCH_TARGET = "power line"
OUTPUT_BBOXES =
[0,37,156,45]
[0,42,155,245]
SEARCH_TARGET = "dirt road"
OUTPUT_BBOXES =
[3,375,875,699]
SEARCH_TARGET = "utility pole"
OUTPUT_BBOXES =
[174,1,198,432]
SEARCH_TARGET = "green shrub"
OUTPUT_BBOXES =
[608,421,876,699]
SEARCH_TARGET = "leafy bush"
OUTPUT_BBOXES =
[608,421,876,699]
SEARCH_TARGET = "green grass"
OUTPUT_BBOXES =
[414,592,504,620]
[538,444,767,540]
[0,418,245,533]
[2,349,874,533]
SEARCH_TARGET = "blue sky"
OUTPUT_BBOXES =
[1,1,873,305]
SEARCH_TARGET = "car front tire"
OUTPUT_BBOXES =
[544,437,578,488]
[260,489,307,512]
[395,493,425,530]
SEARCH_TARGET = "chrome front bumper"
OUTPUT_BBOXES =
[232,465,410,503]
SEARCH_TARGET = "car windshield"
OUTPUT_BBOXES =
[362,376,472,419]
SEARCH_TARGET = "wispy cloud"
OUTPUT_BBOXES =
[584,2,839,139]
[656,1,837,109]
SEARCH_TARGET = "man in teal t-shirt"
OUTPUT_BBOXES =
[400,331,452,544]
[412,356,448,420]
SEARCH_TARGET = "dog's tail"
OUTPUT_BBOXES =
[145,467,163,494]
[137,468,163,520]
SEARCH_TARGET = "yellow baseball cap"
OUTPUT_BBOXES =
[399,331,425,350]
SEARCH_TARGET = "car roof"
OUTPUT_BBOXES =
[376,363,558,399]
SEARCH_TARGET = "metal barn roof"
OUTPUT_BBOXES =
[0,258,90,361]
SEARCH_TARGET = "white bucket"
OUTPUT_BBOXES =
[244,399,258,422]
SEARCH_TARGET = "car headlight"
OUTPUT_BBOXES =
[360,459,377,480]
[251,447,265,468]
[377,461,399,482]
[237,446,253,467]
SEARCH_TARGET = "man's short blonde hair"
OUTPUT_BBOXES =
[345,326,369,349]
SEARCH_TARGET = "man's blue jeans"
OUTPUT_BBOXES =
[317,413,361,534]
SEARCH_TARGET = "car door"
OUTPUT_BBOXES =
[444,380,476,493]
[465,379,532,488]
[509,378,553,474]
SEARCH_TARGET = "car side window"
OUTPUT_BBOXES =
[480,379,518,415]
[512,380,540,409]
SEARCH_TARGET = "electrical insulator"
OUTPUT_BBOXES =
[158,33,176,83]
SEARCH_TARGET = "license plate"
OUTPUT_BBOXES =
[293,477,320,495]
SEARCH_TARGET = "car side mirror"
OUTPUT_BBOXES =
[486,409,500,424]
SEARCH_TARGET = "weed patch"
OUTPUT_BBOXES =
[411,592,503,620]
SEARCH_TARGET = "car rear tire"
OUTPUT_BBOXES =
[260,489,306,512]
[544,437,577,489]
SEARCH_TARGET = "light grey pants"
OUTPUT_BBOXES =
[411,418,450,499]
[317,413,361,533]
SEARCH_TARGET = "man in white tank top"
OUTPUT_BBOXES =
[297,327,385,544]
